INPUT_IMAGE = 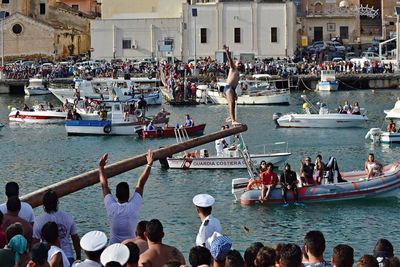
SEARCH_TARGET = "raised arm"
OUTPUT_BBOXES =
[135,150,154,197]
[223,45,235,69]
[99,153,111,197]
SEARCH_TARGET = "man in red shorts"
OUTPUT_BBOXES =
[259,162,278,203]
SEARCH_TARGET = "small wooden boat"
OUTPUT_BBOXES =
[136,124,206,139]
[232,162,400,205]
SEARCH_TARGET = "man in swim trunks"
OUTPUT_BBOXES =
[259,162,278,203]
[223,45,243,126]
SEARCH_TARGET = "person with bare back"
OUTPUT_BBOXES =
[223,45,242,126]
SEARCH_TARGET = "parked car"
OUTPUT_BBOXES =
[332,57,345,63]
[331,42,346,52]
[345,52,356,61]
[360,52,385,61]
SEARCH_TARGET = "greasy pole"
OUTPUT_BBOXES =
[21,125,248,208]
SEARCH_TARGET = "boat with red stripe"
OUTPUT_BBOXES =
[232,163,400,205]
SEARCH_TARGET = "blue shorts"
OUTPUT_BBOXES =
[224,84,236,94]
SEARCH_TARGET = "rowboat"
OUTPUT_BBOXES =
[232,162,400,205]
[136,124,206,139]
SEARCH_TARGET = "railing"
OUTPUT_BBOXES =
[253,141,290,155]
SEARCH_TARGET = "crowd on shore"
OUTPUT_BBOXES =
[0,149,398,267]
[2,53,396,82]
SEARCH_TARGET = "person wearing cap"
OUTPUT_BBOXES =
[210,235,232,267]
[138,219,185,267]
[74,231,107,267]
[300,157,315,186]
[100,243,130,267]
[98,150,154,244]
[193,194,222,248]
[280,163,299,207]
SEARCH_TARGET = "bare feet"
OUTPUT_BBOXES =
[225,117,232,122]
[232,120,242,126]
[258,196,264,203]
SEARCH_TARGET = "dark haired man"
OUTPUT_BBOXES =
[280,163,299,207]
[192,194,222,247]
[303,231,331,267]
[332,244,354,267]
[0,182,35,224]
[123,220,149,254]
[255,247,276,267]
[357,255,379,267]
[41,221,70,267]
[27,242,50,267]
[139,219,185,267]
[279,243,302,267]
[260,162,278,203]
[99,150,154,244]
[373,239,394,267]
[125,242,140,267]
[2,196,33,248]
[244,242,264,267]
[33,190,81,264]
[189,246,212,267]
[226,250,245,267]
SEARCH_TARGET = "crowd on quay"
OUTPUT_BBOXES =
[3,49,395,82]
[0,149,397,267]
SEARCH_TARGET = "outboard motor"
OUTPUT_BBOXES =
[273,112,282,127]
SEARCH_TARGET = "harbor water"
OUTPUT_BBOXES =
[0,90,399,259]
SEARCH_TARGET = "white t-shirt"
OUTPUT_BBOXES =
[104,192,142,244]
[33,211,78,258]
[48,245,70,267]
[0,201,34,223]
[215,139,224,156]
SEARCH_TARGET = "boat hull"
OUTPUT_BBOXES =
[167,152,291,169]
[137,124,206,138]
[276,114,368,128]
[9,110,66,124]
[65,120,144,136]
[24,88,52,96]
[368,130,400,143]
[318,81,338,92]
[233,163,400,205]
[207,91,290,105]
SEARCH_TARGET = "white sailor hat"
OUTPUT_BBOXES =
[100,243,130,266]
[80,231,107,252]
[193,194,215,208]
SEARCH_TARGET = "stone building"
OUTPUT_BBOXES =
[0,0,92,59]
[91,0,296,60]
[299,0,399,45]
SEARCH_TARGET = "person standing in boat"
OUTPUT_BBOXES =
[138,95,148,119]
[364,153,383,179]
[192,194,222,248]
[259,162,278,203]
[280,163,299,207]
[223,45,243,126]
[300,157,315,186]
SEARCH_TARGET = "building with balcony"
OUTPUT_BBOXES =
[91,0,296,60]
[299,0,398,45]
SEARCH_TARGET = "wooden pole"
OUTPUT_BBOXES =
[21,125,248,208]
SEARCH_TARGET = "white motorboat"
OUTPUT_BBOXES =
[9,107,67,124]
[65,102,169,136]
[207,80,290,105]
[49,77,162,105]
[365,128,400,143]
[384,98,400,120]
[165,142,291,169]
[273,95,368,128]
[317,70,339,92]
[24,78,51,96]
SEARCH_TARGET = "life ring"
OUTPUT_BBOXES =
[246,179,262,190]
[135,110,143,118]
[103,125,112,134]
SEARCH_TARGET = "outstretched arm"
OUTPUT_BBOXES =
[99,153,111,197]
[223,45,235,69]
[135,150,154,197]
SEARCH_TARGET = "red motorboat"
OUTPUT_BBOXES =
[136,124,206,138]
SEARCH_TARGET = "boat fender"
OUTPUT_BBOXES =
[103,125,112,134]
[135,110,143,118]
